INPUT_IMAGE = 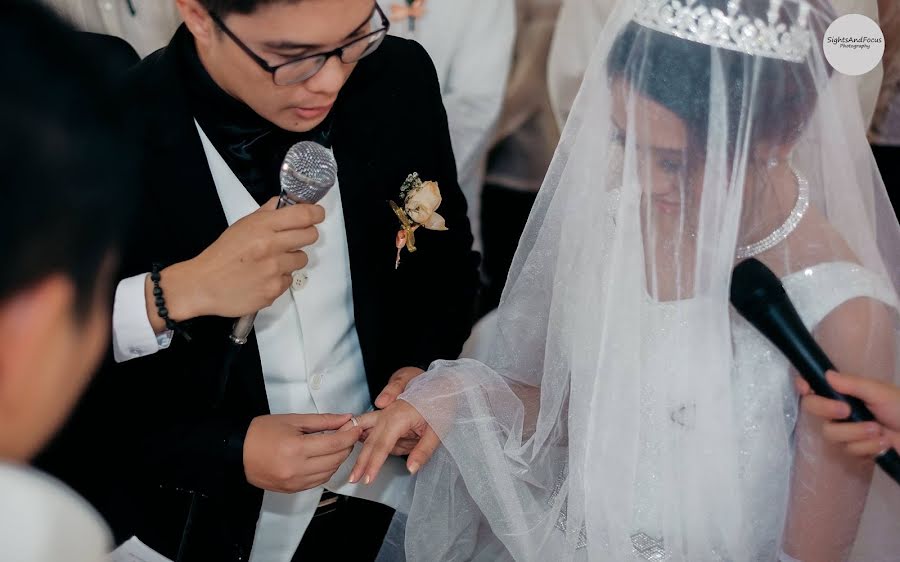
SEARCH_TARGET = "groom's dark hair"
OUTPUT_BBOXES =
[199,0,303,16]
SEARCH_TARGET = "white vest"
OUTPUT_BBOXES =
[196,123,413,562]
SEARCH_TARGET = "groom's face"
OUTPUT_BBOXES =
[180,0,376,132]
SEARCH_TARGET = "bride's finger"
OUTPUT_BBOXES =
[360,427,404,485]
[406,427,440,475]
[348,435,374,484]
[349,422,402,484]
[354,411,381,431]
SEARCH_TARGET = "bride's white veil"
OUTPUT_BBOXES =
[381,1,900,560]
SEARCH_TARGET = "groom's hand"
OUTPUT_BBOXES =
[374,367,425,409]
[244,413,362,493]
[145,197,324,332]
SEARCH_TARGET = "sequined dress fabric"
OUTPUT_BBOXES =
[628,262,896,561]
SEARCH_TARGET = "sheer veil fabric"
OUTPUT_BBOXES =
[380,1,900,560]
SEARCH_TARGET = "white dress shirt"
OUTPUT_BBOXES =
[111,123,413,562]
[378,0,516,249]
[45,0,181,57]
[0,463,111,562]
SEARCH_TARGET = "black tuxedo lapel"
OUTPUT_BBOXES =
[124,44,230,275]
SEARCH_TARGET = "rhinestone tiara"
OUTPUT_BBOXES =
[633,0,812,63]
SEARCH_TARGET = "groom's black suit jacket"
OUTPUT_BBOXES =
[36,30,479,562]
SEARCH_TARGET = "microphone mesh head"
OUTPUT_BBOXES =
[280,141,338,204]
[729,257,786,316]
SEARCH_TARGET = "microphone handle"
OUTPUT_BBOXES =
[756,298,900,485]
[761,298,872,420]
[230,312,258,345]
[878,450,900,485]
[229,192,294,345]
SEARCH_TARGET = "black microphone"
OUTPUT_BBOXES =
[730,258,900,486]
[229,141,337,345]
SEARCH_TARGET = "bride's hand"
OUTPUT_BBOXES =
[347,400,440,484]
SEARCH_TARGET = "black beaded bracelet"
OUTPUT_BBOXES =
[151,263,191,342]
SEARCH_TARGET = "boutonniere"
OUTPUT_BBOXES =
[390,172,448,269]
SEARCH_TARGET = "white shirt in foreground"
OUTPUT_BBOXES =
[0,463,110,562]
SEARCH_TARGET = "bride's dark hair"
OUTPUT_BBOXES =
[607,0,836,155]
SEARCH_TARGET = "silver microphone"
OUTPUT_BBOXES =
[230,141,338,345]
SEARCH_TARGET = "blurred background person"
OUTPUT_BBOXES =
[378,0,516,251]
[479,0,562,317]
[870,0,900,217]
[46,0,181,57]
[0,1,136,560]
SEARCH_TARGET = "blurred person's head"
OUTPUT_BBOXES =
[0,1,136,462]
[175,0,389,132]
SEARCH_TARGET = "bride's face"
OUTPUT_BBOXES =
[610,79,699,228]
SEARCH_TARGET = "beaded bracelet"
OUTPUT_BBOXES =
[151,263,191,342]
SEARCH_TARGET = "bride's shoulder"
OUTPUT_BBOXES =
[782,207,859,269]
[774,207,896,332]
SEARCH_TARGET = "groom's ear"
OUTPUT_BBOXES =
[177,0,217,46]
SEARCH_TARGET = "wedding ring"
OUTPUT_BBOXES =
[350,416,359,428]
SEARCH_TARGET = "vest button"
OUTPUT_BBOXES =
[310,372,323,390]
[291,270,308,290]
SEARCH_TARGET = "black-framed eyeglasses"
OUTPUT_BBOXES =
[209,4,390,86]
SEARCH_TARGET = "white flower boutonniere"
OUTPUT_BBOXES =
[390,172,448,269]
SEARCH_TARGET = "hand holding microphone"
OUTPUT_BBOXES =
[145,141,335,335]
[797,371,900,459]
[730,258,900,486]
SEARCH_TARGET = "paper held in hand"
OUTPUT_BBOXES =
[109,536,173,562]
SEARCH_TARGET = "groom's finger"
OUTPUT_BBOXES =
[375,367,424,409]
[406,427,440,475]
[293,413,353,433]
